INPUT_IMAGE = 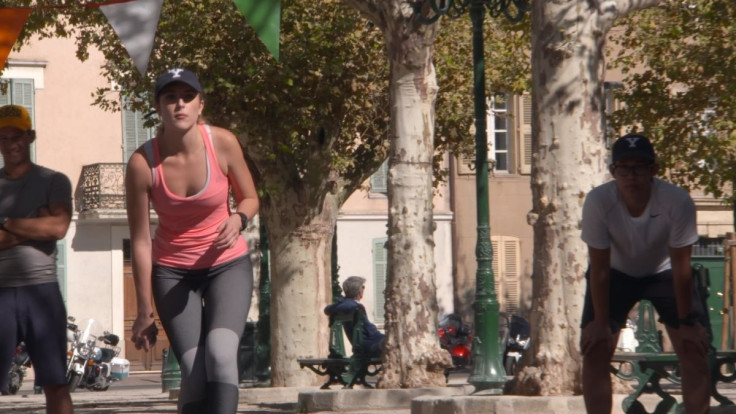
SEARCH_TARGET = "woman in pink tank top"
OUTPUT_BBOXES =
[125,68,259,414]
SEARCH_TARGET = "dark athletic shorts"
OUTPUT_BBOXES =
[580,267,710,334]
[0,282,69,386]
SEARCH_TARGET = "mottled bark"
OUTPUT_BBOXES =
[264,192,339,387]
[510,0,661,396]
[374,4,452,388]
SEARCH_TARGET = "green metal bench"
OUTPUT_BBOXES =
[298,305,382,389]
[610,264,736,413]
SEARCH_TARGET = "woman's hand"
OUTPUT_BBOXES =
[131,313,158,351]
[213,214,242,249]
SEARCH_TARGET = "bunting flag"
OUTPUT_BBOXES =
[100,0,163,76]
[233,0,281,61]
[0,8,32,70]
[1,0,280,74]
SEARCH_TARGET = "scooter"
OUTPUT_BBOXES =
[5,342,31,395]
[501,313,531,376]
[438,313,473,370]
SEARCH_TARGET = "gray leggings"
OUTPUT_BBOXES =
[153,255,253,414]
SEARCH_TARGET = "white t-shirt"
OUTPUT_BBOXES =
[581,178,698,277]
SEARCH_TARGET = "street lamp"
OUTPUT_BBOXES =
[414,0,530,395]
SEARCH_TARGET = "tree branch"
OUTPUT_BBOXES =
[614,0,663,16]
[341,0,381,25]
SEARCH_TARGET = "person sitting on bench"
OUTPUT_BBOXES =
[579,133,711,414]
[324,276,385,358]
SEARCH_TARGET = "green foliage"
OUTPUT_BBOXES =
[13,0,391,213]
[610,0,736,199]
[11,0,531,200]
[434,12,531,172]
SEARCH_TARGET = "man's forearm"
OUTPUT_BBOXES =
[0,229,27,249]
[672,267,694,319]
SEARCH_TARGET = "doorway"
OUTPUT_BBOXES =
[123,239,169,371]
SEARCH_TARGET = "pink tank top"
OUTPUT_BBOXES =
[145,124,248,269]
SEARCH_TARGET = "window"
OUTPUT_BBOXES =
[488,93,510,172]
[369,160,388,194]
[0,78,35,168]
[372,237,387,323]
[122,99,155,163]
[457,93,532,175]
[491,236,520,314]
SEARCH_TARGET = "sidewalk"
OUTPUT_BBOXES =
[4,370,736,413]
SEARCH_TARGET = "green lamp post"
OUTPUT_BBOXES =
[414,0,530,395]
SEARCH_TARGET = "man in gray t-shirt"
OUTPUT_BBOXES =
[579,133,710,414]
[0,105,73,413]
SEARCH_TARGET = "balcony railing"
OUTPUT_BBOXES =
[77,163,126,212]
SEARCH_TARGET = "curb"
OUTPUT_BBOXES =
[296,386,473,413]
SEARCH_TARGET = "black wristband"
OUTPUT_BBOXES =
[235,212,248,232]
[0,216,7,229]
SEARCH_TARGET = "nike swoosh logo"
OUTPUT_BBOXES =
[650,214,660,218]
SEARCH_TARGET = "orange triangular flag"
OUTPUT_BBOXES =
[0,8,33,70]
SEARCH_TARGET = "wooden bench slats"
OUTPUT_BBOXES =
[298,304,383,389]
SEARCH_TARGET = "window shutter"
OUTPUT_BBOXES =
[372,238,388,323]
[0,85,9,106]
[12,79,35,120]
[503,238,520,314]
[370,160,388,194]
[491,238,502,304]
[516,94,533,175]
[491,236,521,313]
[122,99,154,163]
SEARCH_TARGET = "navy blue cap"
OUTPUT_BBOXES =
[154,68,202,99]
[611,133,655,163]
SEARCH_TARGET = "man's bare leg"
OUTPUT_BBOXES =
[582,334,618,413]
[666,325,710,414]
[43,384,73,414]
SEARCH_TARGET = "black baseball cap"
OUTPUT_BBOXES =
[154,68,202,99]
[611,133,655,163]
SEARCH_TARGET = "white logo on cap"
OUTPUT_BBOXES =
[168,68,185,79]
[624,136,641,148]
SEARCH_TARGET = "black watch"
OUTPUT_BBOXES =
[0,216,7,229]
[235,212,248,232]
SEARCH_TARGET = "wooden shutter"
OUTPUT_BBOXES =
[372,238,388,323]
[370,160,388,194]
[515,94,532,175]
[122,101,154,163]
[491,236,521,313]
[0,84,9,106]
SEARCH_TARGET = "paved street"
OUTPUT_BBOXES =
[4,368,736,413]
[0,369,476,413]
[0,371,300,413]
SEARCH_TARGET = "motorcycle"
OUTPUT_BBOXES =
[438,313,473,370]
[66,316,129,392]
[500,313,531,376]
[5,342,31,395]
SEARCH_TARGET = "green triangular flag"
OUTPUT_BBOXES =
[232,0,281,61]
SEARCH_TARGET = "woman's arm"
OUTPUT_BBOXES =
[212,126,259,249]
[125,150,157,350]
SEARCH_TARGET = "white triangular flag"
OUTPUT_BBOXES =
[101,0,163,76]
